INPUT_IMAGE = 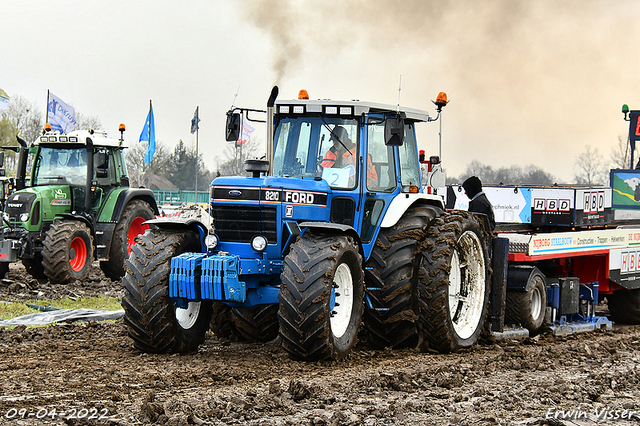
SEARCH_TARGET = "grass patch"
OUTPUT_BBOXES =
[0,296,122,321]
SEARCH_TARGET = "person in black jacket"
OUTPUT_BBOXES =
[462,176,495,231]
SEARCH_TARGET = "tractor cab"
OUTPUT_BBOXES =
[222,90,445,259]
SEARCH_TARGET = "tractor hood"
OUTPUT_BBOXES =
[211,175,331,205]
[210,176,333,247]
[3,186,73,226]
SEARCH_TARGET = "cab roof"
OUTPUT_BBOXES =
[275,98,431,122]
[35,130,125,148]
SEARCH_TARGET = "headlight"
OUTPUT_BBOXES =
[251,235,267,252]
[205,234,218,250]
[19,213,30,222]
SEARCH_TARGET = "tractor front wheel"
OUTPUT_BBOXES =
[122,228,212,353]
[0,262,8,280]
[278,232,364,361]
[22,256,47,280]
[42,221,94,284]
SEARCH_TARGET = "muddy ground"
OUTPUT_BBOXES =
[0,263,639,426]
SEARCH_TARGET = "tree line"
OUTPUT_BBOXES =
[1,95,636,189]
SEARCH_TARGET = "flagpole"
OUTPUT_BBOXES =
[147,100,151,171]
[45,90,50,128]
[194,106,199,206]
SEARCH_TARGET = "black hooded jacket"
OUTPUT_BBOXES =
[462,176,495,231]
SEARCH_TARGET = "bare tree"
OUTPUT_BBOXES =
[125,141,171,188]
[215,139,262,176]
[574,145,608,185]
[610,134,630,170]
[75,112,102,131]
[0,95,42,143]
[450,161,554,186]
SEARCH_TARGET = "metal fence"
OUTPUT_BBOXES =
[153,190,210,205]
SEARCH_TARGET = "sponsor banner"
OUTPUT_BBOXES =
[529,228,632,256]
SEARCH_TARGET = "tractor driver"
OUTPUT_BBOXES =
[320,126,378,187]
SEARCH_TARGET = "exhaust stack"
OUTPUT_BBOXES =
[266,86,279,176]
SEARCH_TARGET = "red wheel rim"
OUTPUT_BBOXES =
[69,236,88,272]
[127,217,149,255]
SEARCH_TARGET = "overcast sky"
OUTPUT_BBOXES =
[3,0,640,183]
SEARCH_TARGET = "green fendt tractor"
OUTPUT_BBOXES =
[0,126,158,283]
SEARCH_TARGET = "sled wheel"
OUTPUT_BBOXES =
[417,211,491,353]
[100,199,154,281]
[232,304,279,342]
[505,268,547,334]
[364,205,442,349]
[42,220,94,284]
[122,228,213,353]
[278,232,364,361]
[607,288,640,324]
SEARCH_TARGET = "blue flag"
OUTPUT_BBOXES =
[139,101,155,165]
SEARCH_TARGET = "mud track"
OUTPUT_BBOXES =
[0,263,639,426]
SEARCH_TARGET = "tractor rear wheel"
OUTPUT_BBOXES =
[122,228,212,353]
[42,221,94,284]
[100,199,154,281]
[607,289,640,324]
[278,232,364,361]
[417,211,491,353]
[232,304,279,342]
[364,205,441,349]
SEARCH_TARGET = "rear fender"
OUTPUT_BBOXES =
[380,193,444,228]
[110,189,159,222]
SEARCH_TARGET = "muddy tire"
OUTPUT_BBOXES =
[417,211,491,353]
[210,303,244,342]
[122,228,212,353]
[22,256,46,279]
[505,269,547,334]
[278,232,364,361]
[232,304,279,342]
[100,199,154,281]
[364,205,442,349]
[42,221,94,284]
[607,289,640,324]
[0,262,9,280]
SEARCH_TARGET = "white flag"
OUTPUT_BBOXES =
[0,88,9,110]
[47,92,77,133]
[238,120,255,146]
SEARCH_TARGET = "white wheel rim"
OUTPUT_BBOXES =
[175,301,201,330]
[330,262,354,339]
[448,230,486,340]
[531,283,542,320]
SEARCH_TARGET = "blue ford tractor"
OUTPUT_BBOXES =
[123,87,492,360]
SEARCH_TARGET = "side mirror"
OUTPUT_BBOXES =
[0,151,4,168]
[384,115,405,146]
[225,113,241,142]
